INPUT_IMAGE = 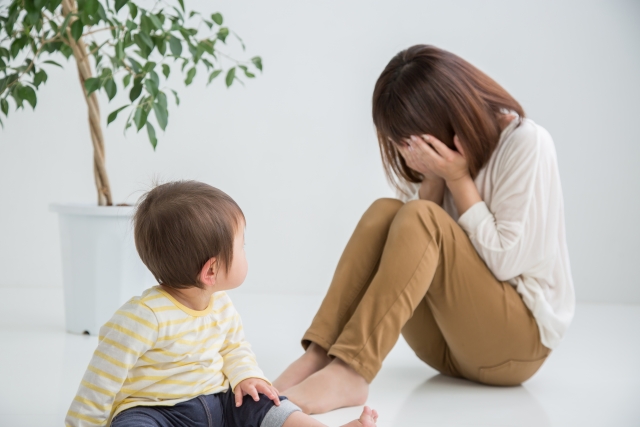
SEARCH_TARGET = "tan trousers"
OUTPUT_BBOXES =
[302,198,550,386]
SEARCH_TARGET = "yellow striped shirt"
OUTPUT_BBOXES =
[65,286,268,426]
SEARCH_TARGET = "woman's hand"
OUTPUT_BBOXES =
[399,134,481,214]
[401,134,470,183]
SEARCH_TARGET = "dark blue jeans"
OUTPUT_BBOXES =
[110,389,299,427]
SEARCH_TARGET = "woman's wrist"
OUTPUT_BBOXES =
[418,176,446,205]
[446,174,482,216]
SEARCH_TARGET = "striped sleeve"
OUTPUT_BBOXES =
[65,299,159,426]
[220,308,269,390]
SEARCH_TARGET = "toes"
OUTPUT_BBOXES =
[359,406,371,420]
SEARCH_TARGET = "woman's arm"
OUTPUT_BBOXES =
[418,177,446,205]
[446,174,482,216]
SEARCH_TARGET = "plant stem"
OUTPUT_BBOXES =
[61,0,113,206]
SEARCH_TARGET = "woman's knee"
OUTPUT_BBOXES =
[358,198,404,229]
[392,199,445,229]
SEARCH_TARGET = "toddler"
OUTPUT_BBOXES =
[66,181,378,427]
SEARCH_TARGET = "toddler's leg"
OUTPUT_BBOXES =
[282,406,378,427]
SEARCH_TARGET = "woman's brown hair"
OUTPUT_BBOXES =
[372,45,525,195]
[133,181,244,289]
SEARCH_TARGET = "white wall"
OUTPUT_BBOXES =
[0,0,638,303]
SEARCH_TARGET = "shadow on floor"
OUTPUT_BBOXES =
[392,374,551,426]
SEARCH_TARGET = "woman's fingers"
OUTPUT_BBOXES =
[453,135,466,159]
[419,134,453,160]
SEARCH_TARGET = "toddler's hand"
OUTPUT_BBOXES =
[234,378,281,407]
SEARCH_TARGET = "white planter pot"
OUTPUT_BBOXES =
[50,204,156,335]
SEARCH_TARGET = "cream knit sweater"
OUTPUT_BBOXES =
[405,117,575,349]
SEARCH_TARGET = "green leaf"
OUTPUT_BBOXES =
[84,77,101,95]
[134,103,149,130]
[47,0,63,12]
[85,0,99,15]
[138,31,154,49]
[169,36,182,56]
[153,102,168,130]
[211,13,223,25]
[145,78,159,96]
[157,91,168,109]
[207,69,222,85]
[140,14,153,34]
[20,86,37,109]
[146,122,157,149]
[125,19,137,30]
[58,13,73,35]
[97,3,108,22]
[128,57,142,73]
[10,37,26,58]
[251,56,263,71]
[60,44,74,58]
[128,2,138,19]
[1,99,9,116]
[148,14,163,30]
[43,60,63,68]
[184,67,196,85]
[202,58,213,70]
[34,69,48,87]
[115,40,125,60]
[71,20,83,41]
[123,74,131,87]
[11,86,24,109]
[217,27,229,42]
[107,105,128,125]
[104,78,117,100]
[149,70,159,87]
[129,79,143,101]
[143,61,156,72]
[199,40,214,55]
[154,36,167,55]
[225,67,235,87]
[162,64,170,78]
[115,0,128,12]
[171,89,180,106]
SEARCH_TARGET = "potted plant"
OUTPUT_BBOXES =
[0,0,262,334]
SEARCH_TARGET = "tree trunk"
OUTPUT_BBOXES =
[61,0,113,206]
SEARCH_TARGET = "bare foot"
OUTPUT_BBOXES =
[284,358,369,414]
[341,406,378,427]
[273,342,331,392]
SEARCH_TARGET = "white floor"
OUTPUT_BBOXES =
[0,288,639,427]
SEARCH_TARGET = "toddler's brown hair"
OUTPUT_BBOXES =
[133,180,244,289]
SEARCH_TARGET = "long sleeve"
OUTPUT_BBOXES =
[220,309,269,390]
[457,124,552,282]
[65,299,159,427]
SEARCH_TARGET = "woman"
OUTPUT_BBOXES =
[273,45,575,414]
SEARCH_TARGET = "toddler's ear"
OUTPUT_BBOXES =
[199,258,218,286]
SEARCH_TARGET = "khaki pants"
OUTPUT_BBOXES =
[302,198,550,386]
